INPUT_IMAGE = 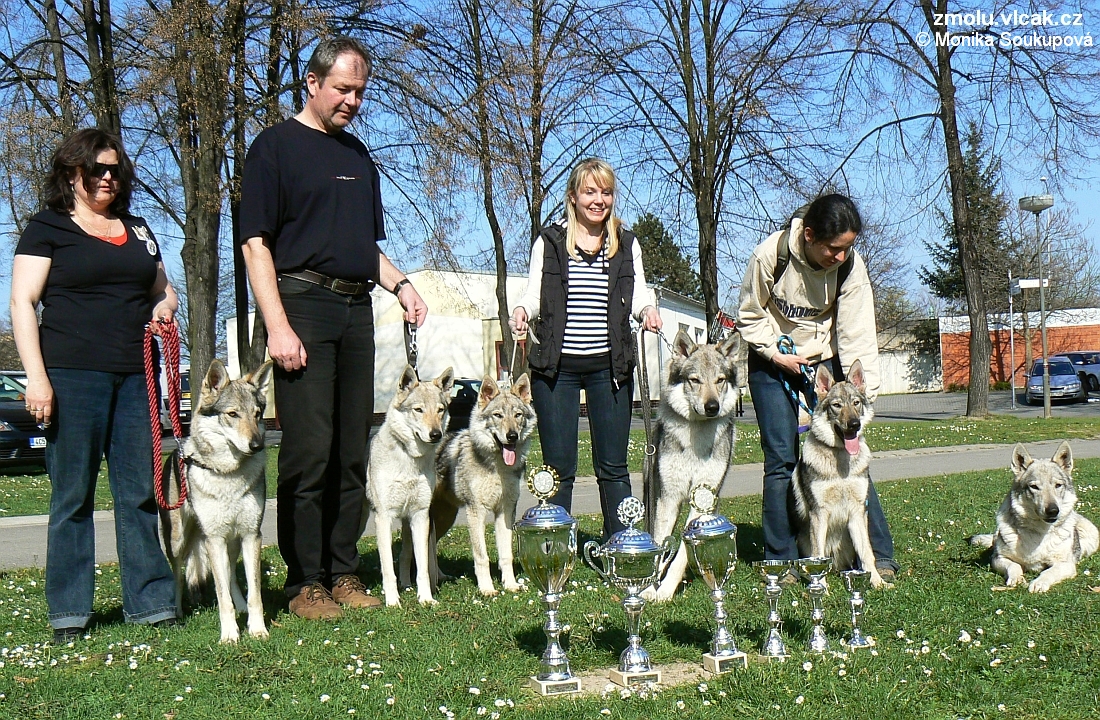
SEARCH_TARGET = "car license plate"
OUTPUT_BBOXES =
[30,437,47,448]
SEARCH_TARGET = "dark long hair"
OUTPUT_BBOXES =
[803,193,862,242]
[43,128,134,215]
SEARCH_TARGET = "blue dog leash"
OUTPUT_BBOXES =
[777,335,816,433]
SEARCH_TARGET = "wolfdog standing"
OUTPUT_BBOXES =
[791,359,886,588]
[430,374,536,596]
[363,365,454,606]
[644,329,740,602]
[160,359,273,643]
[970,442,1099,593]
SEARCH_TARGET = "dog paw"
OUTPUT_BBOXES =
[478,586,499,597]
[384,594,402,607]
[219,630,241,644]
[503,582,521,593]
[1028,578,1054,593]
[418,595,438,606]
[249,626,270,640]
[639,587,658,603]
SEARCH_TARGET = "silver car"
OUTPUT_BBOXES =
[1026,357,1087,405]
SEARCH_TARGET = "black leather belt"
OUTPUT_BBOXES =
[280,270,375,296]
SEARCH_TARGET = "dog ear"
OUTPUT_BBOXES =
[398,365,419,392]
[201,358,230,399]
[435,366,455,395]
[511,373,532,403]
[673,328,695,358]
[1052,440,1073,474]
[814,363,833,399]
[847,359,865,391]
[1011,443,1033,474]
[249,360,274,399]
[717,332,740,358]
[479,375,500,408]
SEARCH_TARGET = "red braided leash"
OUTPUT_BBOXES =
[144,320,187,510]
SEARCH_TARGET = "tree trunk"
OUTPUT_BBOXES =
[228,0,254,375]
[44,0,74,133]
[82,0,121,133]
[923,0,989,416]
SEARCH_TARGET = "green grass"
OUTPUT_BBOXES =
[2,415,1098,518]
[1,459,1099,718]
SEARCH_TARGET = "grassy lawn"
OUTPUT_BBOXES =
[1,457,1099,718]
[2,415,1098,518]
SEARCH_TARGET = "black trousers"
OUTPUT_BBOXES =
[274,275,375,597]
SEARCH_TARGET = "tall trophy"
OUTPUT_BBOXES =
[796,557,834,653]
[514,466,581,695]
[752,559,792,661]
[584,497,675,687]
[840,569,875,650]
[682,486,747,673]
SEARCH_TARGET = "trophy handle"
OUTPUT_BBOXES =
[582,541,609,583]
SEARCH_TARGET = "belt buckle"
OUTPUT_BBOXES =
[331,278,358,295]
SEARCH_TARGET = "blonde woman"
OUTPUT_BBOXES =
[511,158,661,539]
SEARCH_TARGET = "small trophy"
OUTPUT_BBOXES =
[840,569,875,650]
[753,559,792,661]
[514,466,582,695]
[584,497,675,687]
[682,486,747,673]
[797,557,834,654]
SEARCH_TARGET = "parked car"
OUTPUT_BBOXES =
[1060,351,1100,392]
[1026,357,1087,405]
[160,366,192,433]
[0,374,47,470]
[446,378,482,432]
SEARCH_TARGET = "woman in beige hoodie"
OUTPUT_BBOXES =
[736,193,898,581]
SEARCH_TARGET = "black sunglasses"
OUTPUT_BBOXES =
[88,162,121,178]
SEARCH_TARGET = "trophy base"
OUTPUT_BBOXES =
[529,676,582,696]
[703,652,748,674]
[757,652,790,663]
[609,669,661,687]
[842,636,876,650]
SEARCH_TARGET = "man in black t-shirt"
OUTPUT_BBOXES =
[241,36,428,620]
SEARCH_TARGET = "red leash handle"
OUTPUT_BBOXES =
[145,320,187,510]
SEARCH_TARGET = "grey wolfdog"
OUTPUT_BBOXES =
[363,364,454,607]
[970,441,1099,593]
[791,359,886,588]
[430,374,536,596]
[159,359,273,643]
[644,329,740,602]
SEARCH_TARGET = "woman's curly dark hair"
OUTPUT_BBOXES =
[43,128,134,215]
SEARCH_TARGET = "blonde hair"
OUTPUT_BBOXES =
[564,158,621,260]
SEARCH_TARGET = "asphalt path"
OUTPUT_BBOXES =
[2,391,1097,570]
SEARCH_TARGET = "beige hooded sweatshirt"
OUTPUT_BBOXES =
[736,217,881,401]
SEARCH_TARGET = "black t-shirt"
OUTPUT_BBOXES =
[15,209,164,373]
[239,119,385,283]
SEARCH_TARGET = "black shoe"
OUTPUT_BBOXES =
[151,617,181,629]
[52,626,84,644]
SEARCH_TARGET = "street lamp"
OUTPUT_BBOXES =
[1019,181,1054,418]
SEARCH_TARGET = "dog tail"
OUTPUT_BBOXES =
[968,533,995,548]
[1076,516,1099,558]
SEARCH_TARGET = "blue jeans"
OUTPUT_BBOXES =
[747,352,898,571]
[275,276,375,597]
[45,369,177,630]
[531,368,633,540]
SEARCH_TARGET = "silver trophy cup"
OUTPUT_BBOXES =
[797,557,834,653]
[753,559,792,660]
[514,466,582,695]
[682,486,747,673]
[583,497,675,687]
[840,569,876,649]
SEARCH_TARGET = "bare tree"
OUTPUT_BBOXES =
[831,0,1100,414]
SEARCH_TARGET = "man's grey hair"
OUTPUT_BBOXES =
[306,36,372,82]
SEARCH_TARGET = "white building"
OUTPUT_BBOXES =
[227,269,707,413]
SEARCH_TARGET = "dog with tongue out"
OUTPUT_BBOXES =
[430,374,538,598]
[790,359,888,589]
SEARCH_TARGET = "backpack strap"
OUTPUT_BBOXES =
[772,204,854,296]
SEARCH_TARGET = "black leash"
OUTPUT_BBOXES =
[636,326,659,534]
[403,321,419,371]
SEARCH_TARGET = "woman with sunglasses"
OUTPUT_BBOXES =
[10,128,180,643]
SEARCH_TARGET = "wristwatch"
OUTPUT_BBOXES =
[392,278,411,295]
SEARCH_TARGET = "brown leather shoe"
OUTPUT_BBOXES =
[331,574,382,609]
[289,582,343,620]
